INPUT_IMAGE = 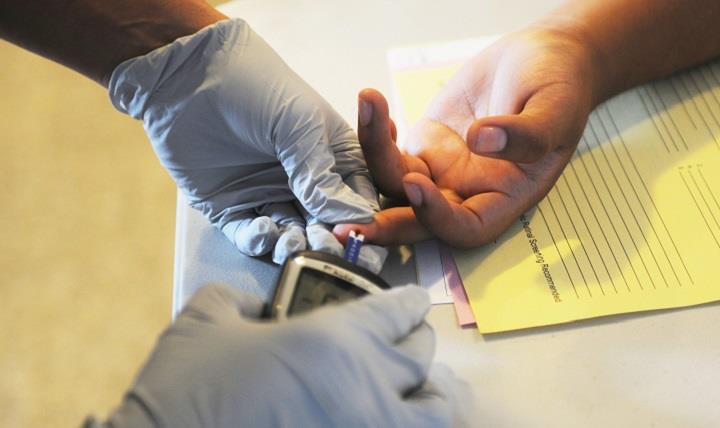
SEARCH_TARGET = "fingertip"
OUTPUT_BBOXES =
[306,223,344,256]
[359,88,389,109]
[402,173,440,207]
[357,89,413,199]
[402,174,486,248]
[222,216,279,257]
[403,182,423,206]
[332,222,376,245]
[358,88,392,134]
[468,115,550,163]
[272,225,307,265]
[466,122,507,154]
[359,97,373,127]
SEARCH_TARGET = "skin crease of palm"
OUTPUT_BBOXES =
[333,29,599,249]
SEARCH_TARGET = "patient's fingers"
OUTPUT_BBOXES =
[358,88,429,199]
[333,206,431,246]
[402,173,516,248]
[335,175,523,248]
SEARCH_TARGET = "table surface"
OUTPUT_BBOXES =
[173,1,720,426]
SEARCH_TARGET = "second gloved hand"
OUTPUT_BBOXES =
[108,19,386,272]
[105,284,465,428]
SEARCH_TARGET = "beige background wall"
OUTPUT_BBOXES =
[0,3,238,422]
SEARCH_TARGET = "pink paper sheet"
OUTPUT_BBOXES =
[439,245,476,327]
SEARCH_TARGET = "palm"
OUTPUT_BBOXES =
[406,119,531,201]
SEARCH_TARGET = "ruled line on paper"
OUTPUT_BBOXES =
[538,205,581,299]
[598,105,689,287]
[698,164,720,215]
[532,94,703,295]
[591,114,670,288]
[688,69,720,149]
[644,84,684,152]
[638,85,672,153]
[669,77,698,129]
[566,155,633,293]
[677,74,720,150]
[679,164,720,251]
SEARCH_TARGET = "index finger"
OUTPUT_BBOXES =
[177,283,265,325]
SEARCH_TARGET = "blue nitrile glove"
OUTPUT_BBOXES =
[107,19,386,272]
[98,284,466,428]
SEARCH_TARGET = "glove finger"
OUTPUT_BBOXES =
[257,202,308,265]
[394,322,435,375]
[221,212,280,256]
[273,225,308,265]
[401,364,474,428]
[305,222,344,257]
[382,322,436,393]
[341,286,430,343]
[177,283,265,325]
[399,384,453,428]
[275,108,376,224]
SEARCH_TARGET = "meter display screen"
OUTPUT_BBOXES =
[288,268,367,316]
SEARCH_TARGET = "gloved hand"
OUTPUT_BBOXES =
[108,19,386,272]
[102,284,466,428]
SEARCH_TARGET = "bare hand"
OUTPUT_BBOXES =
[336,28,600,247]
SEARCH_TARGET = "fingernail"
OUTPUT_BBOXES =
[359,99,373,127]
[472,126,507,153]
[405,183,423,206]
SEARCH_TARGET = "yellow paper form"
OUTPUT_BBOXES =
[389,40,720,333]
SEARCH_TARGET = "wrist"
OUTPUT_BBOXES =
[527,19,610,110]
[96,1,228,86]
[0,0,227,87]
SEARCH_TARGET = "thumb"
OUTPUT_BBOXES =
[467,85,587,163]
[177,284,265,325]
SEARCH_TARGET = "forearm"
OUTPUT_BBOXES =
[0,0,226,86]
[541,0,720,105]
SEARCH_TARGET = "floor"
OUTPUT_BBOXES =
[0,32,183,427]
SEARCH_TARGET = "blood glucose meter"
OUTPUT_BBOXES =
[266,250,391,320]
